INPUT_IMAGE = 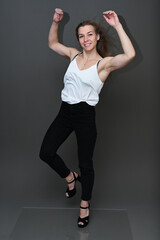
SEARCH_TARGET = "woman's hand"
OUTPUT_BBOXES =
[53,8,64,23]
[103,11,120,28]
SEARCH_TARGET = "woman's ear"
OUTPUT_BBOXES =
[97,34,100,41]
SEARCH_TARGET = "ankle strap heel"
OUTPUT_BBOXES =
[65,172,81,198]
[78,204,90,228]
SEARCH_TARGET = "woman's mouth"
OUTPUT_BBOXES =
[84,43,91,47]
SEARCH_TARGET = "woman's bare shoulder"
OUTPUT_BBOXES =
[69,48,81,61]
[98,56,113,70]
[98,56,114,82]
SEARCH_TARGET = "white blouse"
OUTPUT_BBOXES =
[61,54,104,106]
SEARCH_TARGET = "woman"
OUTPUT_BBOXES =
[39,8,135,228]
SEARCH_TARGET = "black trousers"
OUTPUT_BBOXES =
[39,101,97,201]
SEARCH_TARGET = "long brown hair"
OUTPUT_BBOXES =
[75,20,110,58]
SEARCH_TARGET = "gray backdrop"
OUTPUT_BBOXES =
[1,0,159,209]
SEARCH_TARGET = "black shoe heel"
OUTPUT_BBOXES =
[78,204,90,228]
[65,172,81,198]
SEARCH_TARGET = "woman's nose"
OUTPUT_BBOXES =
[84,35,88,42]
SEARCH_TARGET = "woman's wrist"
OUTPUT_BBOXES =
[53,20,59,24]
[113,23,122,31]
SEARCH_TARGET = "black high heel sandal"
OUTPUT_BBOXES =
[77,204,90,228]
[66,172,81,198]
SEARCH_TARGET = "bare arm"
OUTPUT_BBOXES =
[103,11,136,71]
[48,8,79,60]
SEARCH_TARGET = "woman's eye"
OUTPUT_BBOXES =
[79,35,83,38]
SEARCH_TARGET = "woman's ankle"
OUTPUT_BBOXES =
[65,171,78,183]
[65,172,73,182]
[80,200,89,208]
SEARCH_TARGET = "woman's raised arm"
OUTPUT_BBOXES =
[48,8,78,60]
[103,10,136,71]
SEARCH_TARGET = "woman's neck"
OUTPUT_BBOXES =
[81,50,100,61]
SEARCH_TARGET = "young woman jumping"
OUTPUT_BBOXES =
[39,8,135,228]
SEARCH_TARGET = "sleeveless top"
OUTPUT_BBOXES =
[61,53,104,106]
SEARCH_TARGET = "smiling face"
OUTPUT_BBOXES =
[77,25,100,52]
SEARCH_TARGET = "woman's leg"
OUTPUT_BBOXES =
[75,122,97,201]
[39,106,73,178]
[72,103,97,226]
[75,121,97,226]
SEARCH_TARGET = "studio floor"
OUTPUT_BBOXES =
[0,203,159,240]
[9,208,132,240]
